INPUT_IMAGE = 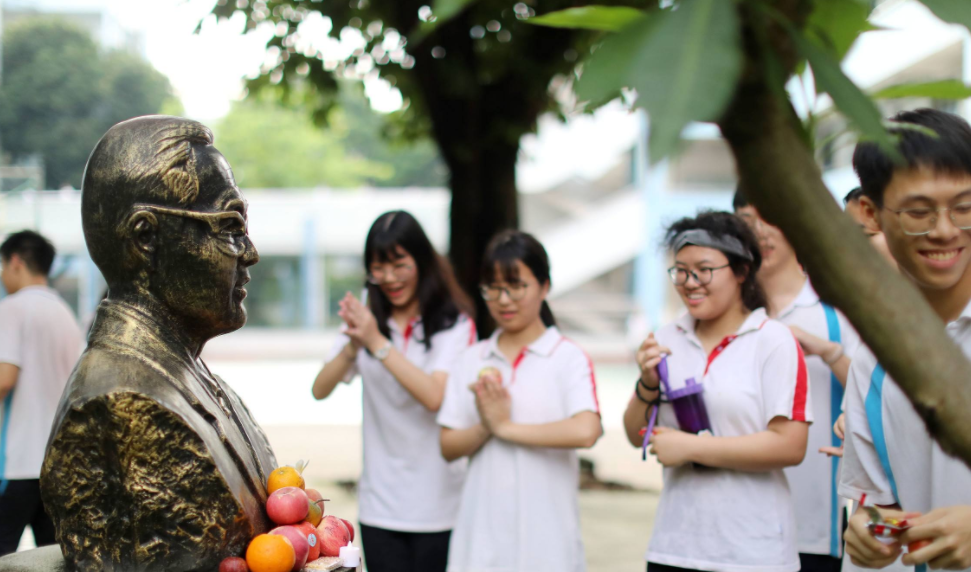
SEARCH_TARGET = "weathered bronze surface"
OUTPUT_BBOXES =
[37,116,277,572]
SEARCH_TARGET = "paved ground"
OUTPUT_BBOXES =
[310,481,658,572]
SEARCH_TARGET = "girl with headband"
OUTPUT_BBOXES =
[623,211,812,572]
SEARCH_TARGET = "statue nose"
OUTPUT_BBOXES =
[241,236,259,266]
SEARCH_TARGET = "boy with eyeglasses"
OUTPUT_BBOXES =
[733,190,860,572]
[840,108,971,570]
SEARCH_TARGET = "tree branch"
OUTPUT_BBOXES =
[717,0,971,469]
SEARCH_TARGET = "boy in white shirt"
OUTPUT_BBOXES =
[734,190,861,572]
[840,108,971,571]
[0,230,82,555]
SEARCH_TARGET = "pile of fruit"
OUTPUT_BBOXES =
[219,461,357,572]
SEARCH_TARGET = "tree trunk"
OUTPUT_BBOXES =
[717,0,971,468]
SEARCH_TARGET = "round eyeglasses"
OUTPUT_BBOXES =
[667,265,731,286]
[883,202,971,236]
[366,263,415,285]
[480,283,528,302]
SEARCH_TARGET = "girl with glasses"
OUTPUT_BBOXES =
[437,230,602,572]
[623,211,811,572]
[312,210,475,572]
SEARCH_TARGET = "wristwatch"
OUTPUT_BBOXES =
[372,340,393,361]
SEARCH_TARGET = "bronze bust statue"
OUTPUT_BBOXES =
[39,116,277,572]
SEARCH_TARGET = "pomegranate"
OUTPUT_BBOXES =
[266,487,309,525]
[316,515,350,558]
[340,519,355,543]
[218,556,249,572]
[269,526,309,571]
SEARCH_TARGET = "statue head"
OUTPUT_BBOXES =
[82,115,259,341]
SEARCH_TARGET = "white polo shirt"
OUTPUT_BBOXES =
[328,313,476,532]
[0,285,82,480]
[437,326,600,572]
[839,301,971,571]
[648,308,811,572]
[775,281,861,557]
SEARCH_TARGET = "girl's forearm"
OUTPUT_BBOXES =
[689,424,808,471]
[312,345,356,400]
[623,390,659,447]
[440,424,490,462]
[371,339,447,412]
[494,411,602,449]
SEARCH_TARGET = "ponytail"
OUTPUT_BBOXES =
[540,301,556,327]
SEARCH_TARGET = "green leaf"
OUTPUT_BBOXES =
[791,29,897,157]
[804,0,873,61]
[410,0,479,45]
[526,6,647,32]
[432,0,477,24]
[577,0,742,162]
[920,0,971,31]
[872,79,971,100]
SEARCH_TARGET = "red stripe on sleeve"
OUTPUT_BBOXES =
[791,339,809,421]
[583,351,601,414]
[467,317,477,346]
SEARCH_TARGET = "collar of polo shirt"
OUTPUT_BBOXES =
[675,307,769,346]
[483,326,563,360]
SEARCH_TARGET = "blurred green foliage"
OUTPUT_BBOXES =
[0,17,176,188]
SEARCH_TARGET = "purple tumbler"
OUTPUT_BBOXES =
[667,377,713,435]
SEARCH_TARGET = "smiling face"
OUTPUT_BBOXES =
[368,246,419,309]
[484,260,549,334]
[735,205,797,277]
[153,146,259,339]
[672,246,745,321]
[864,166,971,293]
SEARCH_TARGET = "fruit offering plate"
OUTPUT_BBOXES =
[303,556,344,571]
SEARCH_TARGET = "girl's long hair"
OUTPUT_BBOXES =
[364,211,473,349]
[480,230,556,327]
[664,210,766,311]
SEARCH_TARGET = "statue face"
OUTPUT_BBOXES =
[151,146,259,339]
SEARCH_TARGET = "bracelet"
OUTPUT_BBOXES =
[634,378,660,404]
[639,377,660,392]
[823,344,844,365]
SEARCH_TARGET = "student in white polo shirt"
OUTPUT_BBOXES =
[734,188,861,572]
[0,230,82,556]
[437,230,602,572]
[839,109,971,571]
[623,211,811,572]
[312,211,476,572]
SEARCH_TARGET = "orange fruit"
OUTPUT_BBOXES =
[267,466,305,494]
[246,534,295,572]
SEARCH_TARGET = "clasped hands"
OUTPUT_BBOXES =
[337,292,387,354]
[470,369,512,439]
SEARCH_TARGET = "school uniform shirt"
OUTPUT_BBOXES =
[437,326,600,572]
[839,301,971,570]
[775,281,861,558]
[0,285,82,480]
[327,314,476,532]
[648,308,811,572]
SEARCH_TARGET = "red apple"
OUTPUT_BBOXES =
[267,487,309,525]
[270,526,309,571]
[340,519,355,543]
[296,521,321,562]
[316,515,349,558]
[219,556,249,572]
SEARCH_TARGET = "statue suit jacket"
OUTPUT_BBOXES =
[40,300,277,572]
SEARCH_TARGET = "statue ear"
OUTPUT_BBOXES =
[123,211,159,270]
